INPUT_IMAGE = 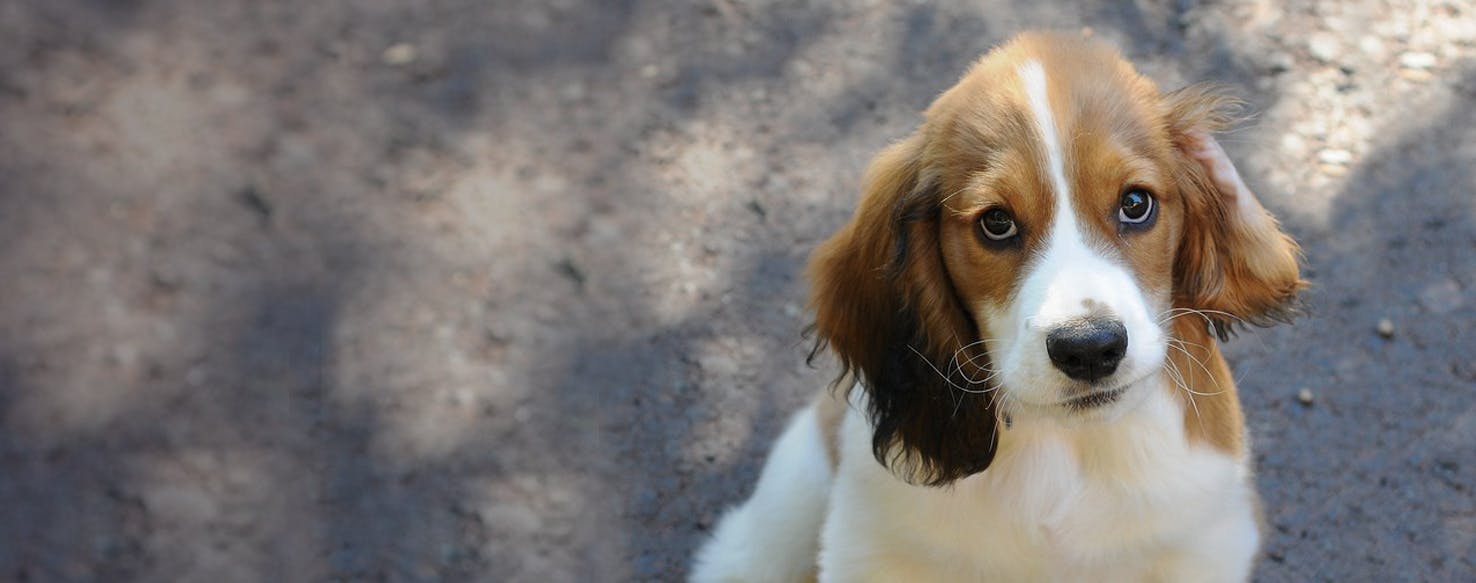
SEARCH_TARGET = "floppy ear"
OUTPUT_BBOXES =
[1166,86,1306,338]
[807,131,998,486]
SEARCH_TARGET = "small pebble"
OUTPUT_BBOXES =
[1297,388,1315,406]
[1357,36,1387,60]
[1307,33,1341,63]
[1280,133,1307,157]
[1317,149,1354,166]
[382,43,418,66]
[1376,318,1395,338]
[1398,51,1437,70]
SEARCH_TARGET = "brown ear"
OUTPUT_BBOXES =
[807,132,998,486]
[1166,85,1305,338]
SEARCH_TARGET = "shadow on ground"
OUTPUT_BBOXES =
[0,1,1471,581]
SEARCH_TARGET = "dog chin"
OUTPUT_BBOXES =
[1006,368,1158,423]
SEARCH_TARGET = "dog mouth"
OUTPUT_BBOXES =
[1056,365,1159,411]
[1062,386,1129,410]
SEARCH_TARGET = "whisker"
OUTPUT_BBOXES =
[958,348,1000,383]
[939,184,972,206]
[1163,357,1207,437]
[1166,336,1209,351]
[907,344,998,395]
[1166,338,1224,392]
[945,337,1003,385]
[1165,341,1227,396]
[944,333,967,389]
[1184,308,1247,323]
[1156,307,1249,328]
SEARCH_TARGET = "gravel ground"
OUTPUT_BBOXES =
[1,1,1473,581]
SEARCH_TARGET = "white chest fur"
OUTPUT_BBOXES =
[819,384,1260,582]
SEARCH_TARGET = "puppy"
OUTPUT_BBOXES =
[693,32,1303,582]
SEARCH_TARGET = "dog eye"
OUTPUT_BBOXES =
[1118,189,1154,224]
[980,208,1018,241]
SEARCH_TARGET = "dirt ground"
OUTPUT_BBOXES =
[0,1,1472,581]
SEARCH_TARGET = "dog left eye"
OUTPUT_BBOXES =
[1118,189,1154,224]
[979,208,1018,241]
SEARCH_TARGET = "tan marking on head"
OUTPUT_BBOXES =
[921,36,1077,318]
[920,34,1188,329]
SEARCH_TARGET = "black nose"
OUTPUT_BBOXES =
[1046,319,1128,382]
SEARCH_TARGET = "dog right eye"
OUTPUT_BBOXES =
[980,209,1018,241]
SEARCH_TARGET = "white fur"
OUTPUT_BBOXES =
[694,385,1258,582]
[1018,61,1071,214]
[817,388,1258,582]
[692,408,833,582]
[693,59,1260,582]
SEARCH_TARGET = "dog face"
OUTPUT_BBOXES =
[809,33,1302,486]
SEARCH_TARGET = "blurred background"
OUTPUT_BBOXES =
[1,0,1472,581]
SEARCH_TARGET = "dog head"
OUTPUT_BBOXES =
[808,33,1302,486]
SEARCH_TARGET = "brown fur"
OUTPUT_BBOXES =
[808,127,999,486]
[1166,88,1306,337]
[808,31,1301,482]
[1166,315,1245,454]
[1161,86,1305,453]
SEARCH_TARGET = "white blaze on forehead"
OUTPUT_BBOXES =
[986,59,1167,406]
[1017,59,1099,323]
[1014,59,1131,327]
[1017,59,1076,234]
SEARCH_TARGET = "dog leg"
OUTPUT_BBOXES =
[691,405,833,582]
